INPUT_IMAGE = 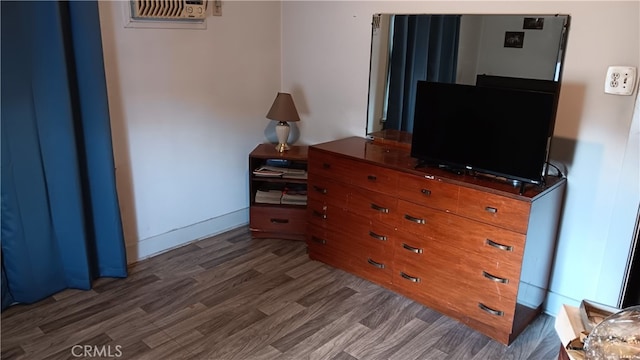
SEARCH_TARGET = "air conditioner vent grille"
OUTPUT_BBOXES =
[132,0,207,20]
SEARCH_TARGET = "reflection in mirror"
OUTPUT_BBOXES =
[367,14,570,135]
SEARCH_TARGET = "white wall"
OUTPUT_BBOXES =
[282,1,640,314]
[98,1,282,262]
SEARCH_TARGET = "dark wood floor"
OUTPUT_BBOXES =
[1,226,562,360]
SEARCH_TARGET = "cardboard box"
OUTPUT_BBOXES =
[554,304,585,360]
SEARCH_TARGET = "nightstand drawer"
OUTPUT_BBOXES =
[250,206,306,235]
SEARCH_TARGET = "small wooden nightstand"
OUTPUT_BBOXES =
[248,144,308,241]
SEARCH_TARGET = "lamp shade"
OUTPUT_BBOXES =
[266,92,300,122]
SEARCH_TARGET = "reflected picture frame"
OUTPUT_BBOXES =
[504,31,525,48]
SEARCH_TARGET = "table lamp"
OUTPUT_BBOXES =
[266,92,300,152]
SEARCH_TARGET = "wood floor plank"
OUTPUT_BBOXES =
[343,298,427,357]
[256,267,336,316]
[271,287,392,354]
[387,315,458,360]
[20,307,146,359]
[308,323,371,360]
[1,226,562,360]
[279,291,395,358]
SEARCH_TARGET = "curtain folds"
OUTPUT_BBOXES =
[1,1,127,310]
[386,15,461,132]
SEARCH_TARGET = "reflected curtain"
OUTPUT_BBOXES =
[386,15,461,132]
[1,1,127,310]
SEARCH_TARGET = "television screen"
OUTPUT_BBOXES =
[410,81,556,184]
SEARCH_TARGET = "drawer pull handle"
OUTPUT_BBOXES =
[370,203,389,213]
[485,239,513,252]
[312,210,327,219]
[367,258,385,269]
[313,185,327,194]
[270,218,289,224]
[311,236,326,245]
[400,272,421,283]
[402,243,423,254]
[484,206,498,214]
[369,231,387,241]
[322,163,331,169]
[367,175,377,181]
[421,189,432,196]
[482,271,509,284]
[404,214,426,224]
[478,303,504,317]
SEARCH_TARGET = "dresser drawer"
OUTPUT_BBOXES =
[346,161,398,196]
[392,258,463,314]
[250,206,306,234]
[393,225,520,308]
[349,239,393,285]
[348,186,398,227]
[396,172,459,212]
[393,257,516,332]
[395,199,525,259]
[308,149,355,182]
[308,222,392,285]
[307,174,349,209]
[395,199,450,238]
[456,293,516,334]
[307,198,348,229]
[341,215,395,255]
[453,218,526,263]
[457,187,530,233]
[307,225,354,271]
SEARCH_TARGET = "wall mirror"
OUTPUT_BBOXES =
[366,14,570,135]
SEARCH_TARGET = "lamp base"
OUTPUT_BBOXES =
[275,142,290,152]
[275,121,290,152]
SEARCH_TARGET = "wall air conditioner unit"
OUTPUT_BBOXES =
[131,0,207,20]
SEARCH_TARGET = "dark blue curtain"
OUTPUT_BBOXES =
[386,15,461,132]
[1,1,127,310]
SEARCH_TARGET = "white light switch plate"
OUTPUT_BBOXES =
[604,66,637,95]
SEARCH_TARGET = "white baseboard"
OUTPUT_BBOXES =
[543,290,581,317]
[125,208,249,264]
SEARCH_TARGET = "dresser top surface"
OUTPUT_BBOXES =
[311,136,566,200]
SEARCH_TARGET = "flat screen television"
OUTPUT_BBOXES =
[410,81,557,185]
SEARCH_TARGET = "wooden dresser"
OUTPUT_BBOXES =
[306,136,566,345]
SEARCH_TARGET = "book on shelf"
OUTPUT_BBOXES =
[255,189,283,204]
[254,184,307,205]
[281,185,307,205]
[253,165,307,179]
[265,159,290,167]
[281,195,306,205]
[281,198,307,205]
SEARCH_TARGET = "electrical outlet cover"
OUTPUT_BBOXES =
[605,66,637,95]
